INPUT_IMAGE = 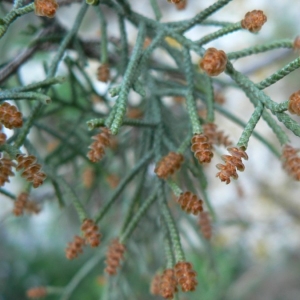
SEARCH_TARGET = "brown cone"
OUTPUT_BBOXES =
[174,261,197,292]
[105,238,126,275]
[177,192,203,215]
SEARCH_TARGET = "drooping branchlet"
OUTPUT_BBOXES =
[241,10,267,33]
[34,0,59,18]
[281,144,300,181]
[87,128,111,163]
[174,261,197,292]
[16,154,46,188]
[81,219,101,247]
[97,63,110,82]
[199,48,227,76]
[26,286,47,299]
[105,238,126,275]
[0,156,15,186]
[216,147,248,184]
[0,102,23,129]
[288,90,300,115]
[155,152,184,179]
[199,211,212,240]
[65,235,86,260]
[191,134,214,163]
[177,192,203,215]
[159,268,178,299]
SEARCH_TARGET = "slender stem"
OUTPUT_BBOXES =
[0,188,16,199]
[167,179,182,197]
[183,46,202,134]
[12,2,88,149]
[227,39,293,60]
[119,188,158,243]
[96,6,108,63]
[237,103,264,149]
[158,181,185,263]
[55,175,88,221]
[8,76,65,93]
[60,251,105,300]
[94,151,153,223]
[110,22,146,135]
[0,91,51,104]
[256,56,300,90]
[0,3,34,38]
[87,118,158,130]
[163,224,175,269]
[118,15,128,74]
[149,0,162,21]
[172,0,233,33]
[177,134,192,154]
[196,22,241,46]
[215,104,281,157]
[205,75,215,123]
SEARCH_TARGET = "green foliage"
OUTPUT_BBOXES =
[1,0,300,299]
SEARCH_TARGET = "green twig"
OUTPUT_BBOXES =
[119,188,158,243]
[237,103,264,149]
[94,151,153,223]
[109,22,146,135]
[196,22,241,46]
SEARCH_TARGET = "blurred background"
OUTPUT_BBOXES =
[1,0,300,299]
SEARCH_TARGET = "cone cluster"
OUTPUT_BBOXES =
[199,211,212,240]
[174,262,198,292]
[97,63,110,83]
[282,144,300,181]
[177,191,203,215]
[34,0,58,18]
[216,147,248,184]
[288,91,300,115]
[159,269,178,299]
[87,128,111,163]
[105,238,126,275]
[150,263,197,299]
[155,152,184,179]
[199,48,227,76]
[13,192,40,216]
[0,156,15,186]
[0,102,23,129]
[241,10,267,33]
[150,273,161,295]
[203,123,232,147]
[16,154,46,188]
[191,134,214,163]
[81,219,101,247]
[65,235,86,260]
